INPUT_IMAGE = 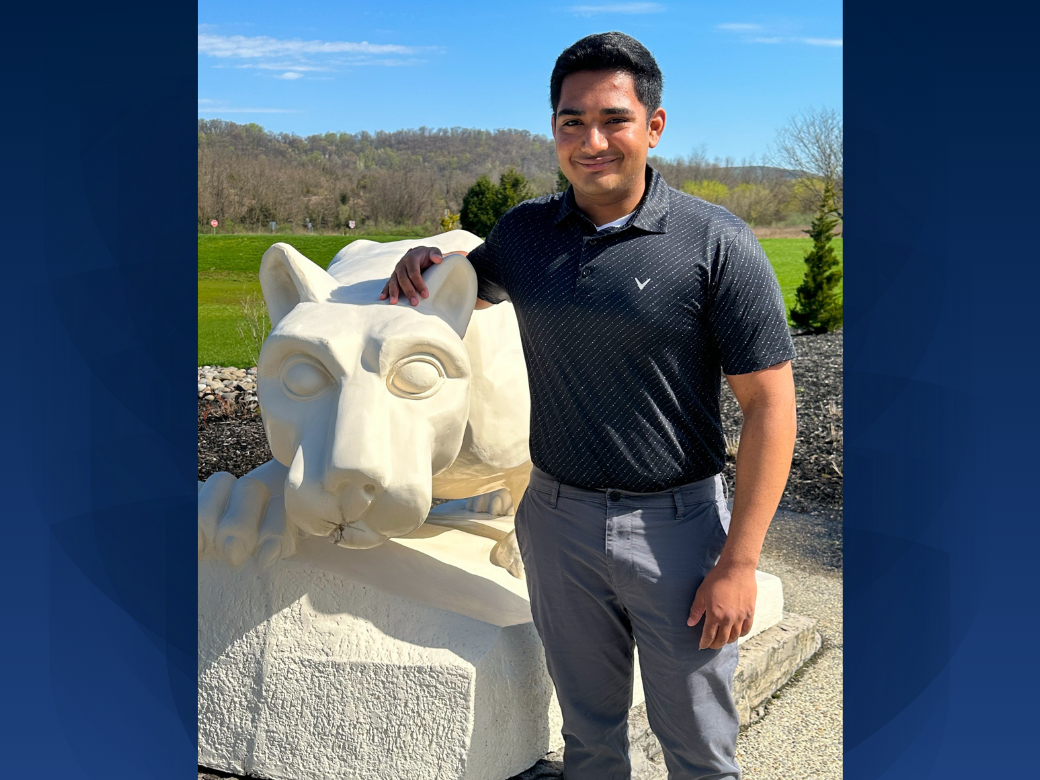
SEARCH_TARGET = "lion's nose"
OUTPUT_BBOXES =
[325,384,390,497]
[325,467,387,499]
[326,469,387,527]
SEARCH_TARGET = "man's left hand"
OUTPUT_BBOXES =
[687,561,757,650]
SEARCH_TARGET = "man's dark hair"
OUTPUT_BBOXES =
[550,32,663,119]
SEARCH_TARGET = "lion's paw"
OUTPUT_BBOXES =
[466,487,514,516]
[489,529,524,579]
[198,468,297,569]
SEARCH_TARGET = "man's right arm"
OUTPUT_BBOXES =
[377,246,500,309]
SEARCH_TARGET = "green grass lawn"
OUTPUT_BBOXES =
[199,235,410,366]
[199,235,843,367]
[760,237,843,315]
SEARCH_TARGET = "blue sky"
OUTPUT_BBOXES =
[198,1,842,163]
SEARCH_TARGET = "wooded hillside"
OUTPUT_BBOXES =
[198,119,817,233]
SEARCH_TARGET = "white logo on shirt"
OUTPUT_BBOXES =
[635,277,650,290]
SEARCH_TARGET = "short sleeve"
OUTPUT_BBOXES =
[465,219,511,304]
[709,225,797,375]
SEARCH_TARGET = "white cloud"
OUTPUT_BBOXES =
[717,23,843,48]
[197,30,433,77]
[717,23,762,31]
[352,58,426,67]
[198,33,417,59]
[233,62,332,72]
[568,3,665,16]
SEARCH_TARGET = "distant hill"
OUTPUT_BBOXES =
[715,165,805,181]
[197,119,811,232]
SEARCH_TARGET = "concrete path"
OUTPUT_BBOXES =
[735,507,843,780]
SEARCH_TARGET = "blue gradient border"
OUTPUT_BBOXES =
[9,4,1031,779]
[842,4,1037,778]
[8,6,197,777]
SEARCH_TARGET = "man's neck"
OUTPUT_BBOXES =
[572,176,646,227]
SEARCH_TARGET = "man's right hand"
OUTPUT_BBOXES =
[379,245,463,306]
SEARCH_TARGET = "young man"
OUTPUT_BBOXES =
[378,32,797,780]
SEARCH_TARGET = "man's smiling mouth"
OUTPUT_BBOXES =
[575,157,618,171]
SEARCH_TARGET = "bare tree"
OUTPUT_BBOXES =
[364,168,439,227]
[769,107,843,218]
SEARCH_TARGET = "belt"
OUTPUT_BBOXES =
[527,465,727,516]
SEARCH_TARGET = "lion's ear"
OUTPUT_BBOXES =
[412,253,478,338]
[260,243,338,326]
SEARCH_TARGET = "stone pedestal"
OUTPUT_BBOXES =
[199,509,785,780]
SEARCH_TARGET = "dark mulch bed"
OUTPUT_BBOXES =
[199,330,842,518]
[198,399,271,482]
[719,329,843,519]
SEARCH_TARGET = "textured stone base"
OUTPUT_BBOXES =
[199,536,556,780]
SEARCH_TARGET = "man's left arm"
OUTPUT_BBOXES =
[687,359,797,649]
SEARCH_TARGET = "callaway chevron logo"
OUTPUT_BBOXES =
[635,277,650,290]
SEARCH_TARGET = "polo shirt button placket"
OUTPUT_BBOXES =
[580,235,596,281]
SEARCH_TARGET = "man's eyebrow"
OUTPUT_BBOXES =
[557,106,636,118]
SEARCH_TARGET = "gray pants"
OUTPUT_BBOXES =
[514,466,741,780]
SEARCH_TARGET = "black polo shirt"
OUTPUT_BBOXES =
[465,164,796,492]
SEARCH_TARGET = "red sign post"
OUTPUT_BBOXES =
[210,219,218,234]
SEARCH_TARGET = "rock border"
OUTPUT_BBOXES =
[198,365,258,406]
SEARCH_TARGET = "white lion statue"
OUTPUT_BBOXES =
[197,230,532,578]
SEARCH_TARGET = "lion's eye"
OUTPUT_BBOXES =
[388,356,445,398]
[282,359,332,398]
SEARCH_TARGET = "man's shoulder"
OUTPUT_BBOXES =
[663,185,751,245]
[497,192,565,231]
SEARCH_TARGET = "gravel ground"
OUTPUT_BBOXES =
[736,553,842,779]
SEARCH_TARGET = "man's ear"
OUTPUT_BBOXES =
[259,243,338,327]
[648,107,666,148]
[412,253,478,338]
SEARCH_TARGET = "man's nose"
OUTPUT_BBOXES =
[582,124,609,153]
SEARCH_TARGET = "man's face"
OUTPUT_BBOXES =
[551,69,665,203]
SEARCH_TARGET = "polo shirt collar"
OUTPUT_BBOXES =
[554,164,670,234]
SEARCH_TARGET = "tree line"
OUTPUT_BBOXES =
[198,109,841,234]
[197,120,559,233]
